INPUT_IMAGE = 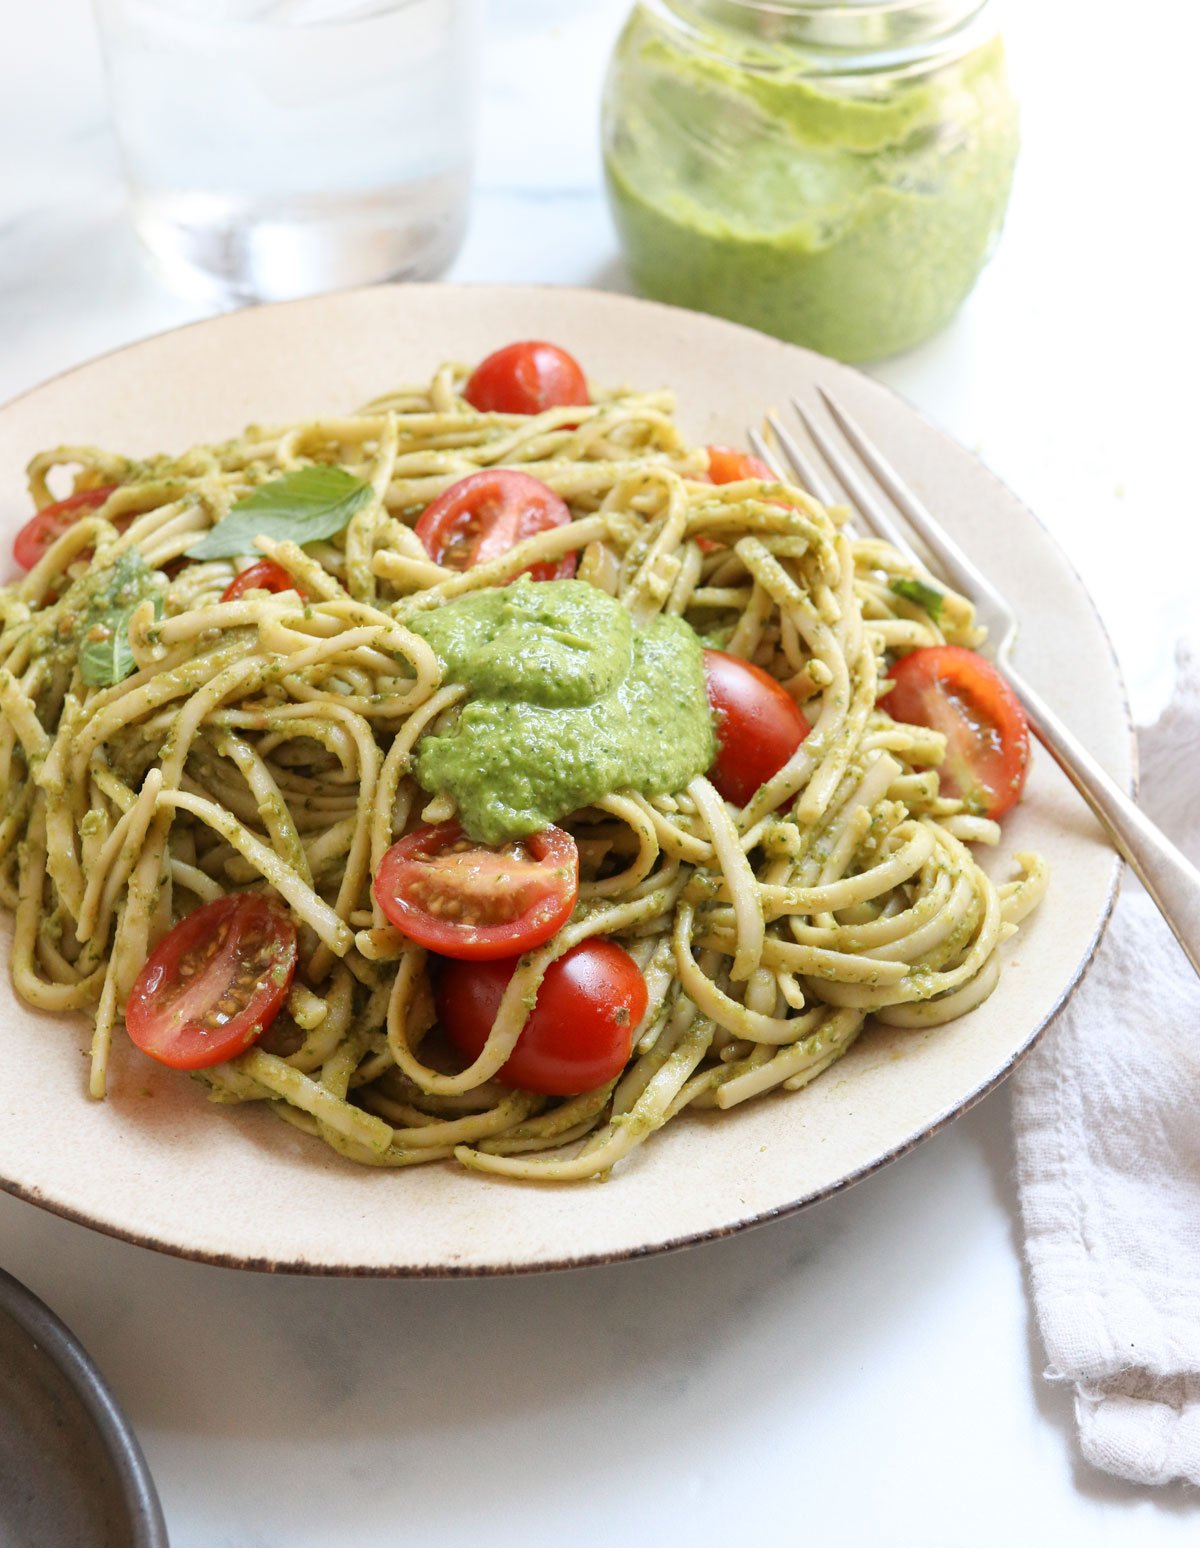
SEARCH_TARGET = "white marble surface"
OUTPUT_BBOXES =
[2,2,1200,1543]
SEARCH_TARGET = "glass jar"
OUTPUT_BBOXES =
[601,0,1019,362]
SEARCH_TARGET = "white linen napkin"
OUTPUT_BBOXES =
[1012,638,1200,1487]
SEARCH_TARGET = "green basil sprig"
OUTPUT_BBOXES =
[889,576,944,625]
[186,466,372,561]
[77,551,164,688]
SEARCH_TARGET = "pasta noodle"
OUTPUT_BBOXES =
[0,361,1046,1181]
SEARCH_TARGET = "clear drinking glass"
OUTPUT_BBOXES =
[92,0,483,303]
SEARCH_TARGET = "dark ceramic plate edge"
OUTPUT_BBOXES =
[0,1266,168,1545]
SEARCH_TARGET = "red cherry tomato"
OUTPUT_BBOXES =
[373,823,579,961]
[415,469,576,582]
[13,486,119,571]
[125,893,298,1071]
[703,648,810,806]
[706,446,775,484]
[220,558,300,602]
[437,939,647,1095]
[463,341,589,417]
[881,645,1030,818]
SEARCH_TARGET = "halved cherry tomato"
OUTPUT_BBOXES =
[221,558,300,602]
[415,469,576,582]
[881,645,1030,818]
[125,893,298,1071]
[703,648,810,806]
[13,486,118,571]
[373,823,579,960]
[463,341,589,417]
[706,446,775,485]
[436,939,646,1095]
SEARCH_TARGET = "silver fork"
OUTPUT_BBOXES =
[749,390,1200,979]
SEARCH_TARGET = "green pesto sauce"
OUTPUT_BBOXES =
[411,578,716,845]
[602,10,1019,362]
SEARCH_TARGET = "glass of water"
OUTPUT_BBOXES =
[92,0,483,303]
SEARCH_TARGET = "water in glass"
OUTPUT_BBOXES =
[93,0,482,302]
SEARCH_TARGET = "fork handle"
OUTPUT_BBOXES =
[1008,667,1200,977]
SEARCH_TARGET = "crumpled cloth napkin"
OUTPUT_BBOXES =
[1012,638,1200,1488]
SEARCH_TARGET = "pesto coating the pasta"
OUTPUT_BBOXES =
[410,578,715,843]
[0,352,1048,1184]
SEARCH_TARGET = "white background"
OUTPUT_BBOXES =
[2,2,1200,1543]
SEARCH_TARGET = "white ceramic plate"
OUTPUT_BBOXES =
[0,285,1129,1275]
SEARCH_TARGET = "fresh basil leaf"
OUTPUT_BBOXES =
[890,576,944,624]
[186,466,372,560]
[77,551,164,688]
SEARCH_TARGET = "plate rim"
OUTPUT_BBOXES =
[0,1265,169,1542]
[0,281,1133,1276]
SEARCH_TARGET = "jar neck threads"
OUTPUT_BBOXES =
[648,0,999,76]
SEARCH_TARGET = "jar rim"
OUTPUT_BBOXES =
[706,0,982,11]
[647,0,999,72]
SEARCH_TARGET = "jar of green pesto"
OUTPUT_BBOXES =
[601,0,1019,362]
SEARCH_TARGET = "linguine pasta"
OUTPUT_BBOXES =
[0,362,1046,1181]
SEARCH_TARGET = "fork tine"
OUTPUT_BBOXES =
[791,398,921,566]
[762,411,838,506]
[815,387,1003,610]
[747,426,787,483]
